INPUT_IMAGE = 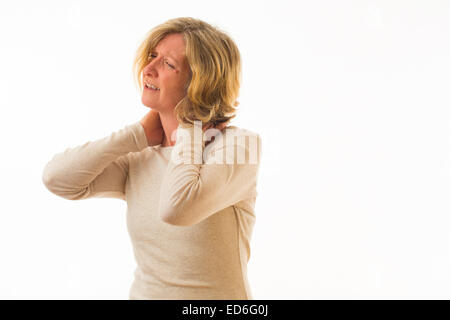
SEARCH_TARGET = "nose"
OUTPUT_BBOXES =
[143,55,160,77]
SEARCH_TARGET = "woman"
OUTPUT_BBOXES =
[42,17,262,300]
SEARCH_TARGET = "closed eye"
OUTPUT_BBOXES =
[148,53,175,69]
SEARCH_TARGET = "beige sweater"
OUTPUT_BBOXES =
[42,121,262,299]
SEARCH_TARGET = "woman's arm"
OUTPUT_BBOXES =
[139,109,164,147]
[158,125,262,226]
[42,122,149,201]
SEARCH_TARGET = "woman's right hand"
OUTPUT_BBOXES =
[139,109,164,146]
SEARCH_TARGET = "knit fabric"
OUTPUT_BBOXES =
[42,121,262,299]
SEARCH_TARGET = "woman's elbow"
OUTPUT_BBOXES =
[42,169,87,201]
[42,166,57,194]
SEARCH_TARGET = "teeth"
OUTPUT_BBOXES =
[145,83,159,90]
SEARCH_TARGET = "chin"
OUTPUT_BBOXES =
[141,97,157,109]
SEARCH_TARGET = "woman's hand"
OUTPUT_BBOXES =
[203,121,230,147]
[140,110,229,148]
[202,121,229,132]
[139,109,164,146]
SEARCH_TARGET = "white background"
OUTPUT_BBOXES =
[1,0,449,299]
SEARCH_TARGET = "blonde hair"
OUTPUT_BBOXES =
[132,17,241,127]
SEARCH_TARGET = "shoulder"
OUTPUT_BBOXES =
[216,126,261,144]
[204,126,262,165]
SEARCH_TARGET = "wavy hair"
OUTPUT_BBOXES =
[132,17,241,127]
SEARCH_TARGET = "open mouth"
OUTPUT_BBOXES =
[145,83,160,91]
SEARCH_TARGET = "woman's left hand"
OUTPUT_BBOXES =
[203,121,229,147]
[173,121,229,146]
[202,121,228,133]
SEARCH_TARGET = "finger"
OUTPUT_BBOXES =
[202,124,213,132]
[216,122,229,131]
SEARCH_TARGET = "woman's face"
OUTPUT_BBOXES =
[141,33,191,113]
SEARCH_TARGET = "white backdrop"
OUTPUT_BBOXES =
[1,0,449,299]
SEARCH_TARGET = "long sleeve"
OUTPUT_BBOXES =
[158,125,262,226]
[42,122,149,201]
